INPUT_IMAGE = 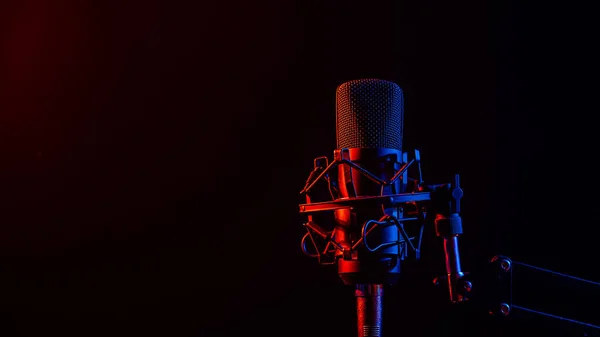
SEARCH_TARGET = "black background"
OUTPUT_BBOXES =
[1,0,598,336]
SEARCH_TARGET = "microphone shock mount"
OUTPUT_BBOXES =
[298,148,469,337]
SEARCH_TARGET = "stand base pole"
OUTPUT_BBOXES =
[355,284,383,337]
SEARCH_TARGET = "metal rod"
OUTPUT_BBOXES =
[355,284,383,337]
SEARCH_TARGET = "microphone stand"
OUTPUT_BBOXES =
[298,147,600,336]
[355,284,383,337]
[455,255,600,336]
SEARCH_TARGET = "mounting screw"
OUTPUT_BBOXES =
[500,259,511,272]
[462,281,472,293]
[499,303,511,316]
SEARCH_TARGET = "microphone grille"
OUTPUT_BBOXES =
[336,79,404,151]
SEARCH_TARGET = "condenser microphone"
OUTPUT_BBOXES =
[298,78,466,337]
[333,79,406,286]
[333,79,408,337]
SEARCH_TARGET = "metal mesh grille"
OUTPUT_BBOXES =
[335,79,404,151]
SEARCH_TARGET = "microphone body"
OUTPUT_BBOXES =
[334,148,405,286]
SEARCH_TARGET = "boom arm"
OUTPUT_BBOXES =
[297,148,600,336]
[449,254,600,336]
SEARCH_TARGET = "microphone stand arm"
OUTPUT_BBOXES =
[443,255,600,335]
[426,177,600,334]
[426,174,471,303]
[297,149,600,336]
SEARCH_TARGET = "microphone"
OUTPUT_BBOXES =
[334,78,406,286]
[298,78,468,337]
[335,79,406,337]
